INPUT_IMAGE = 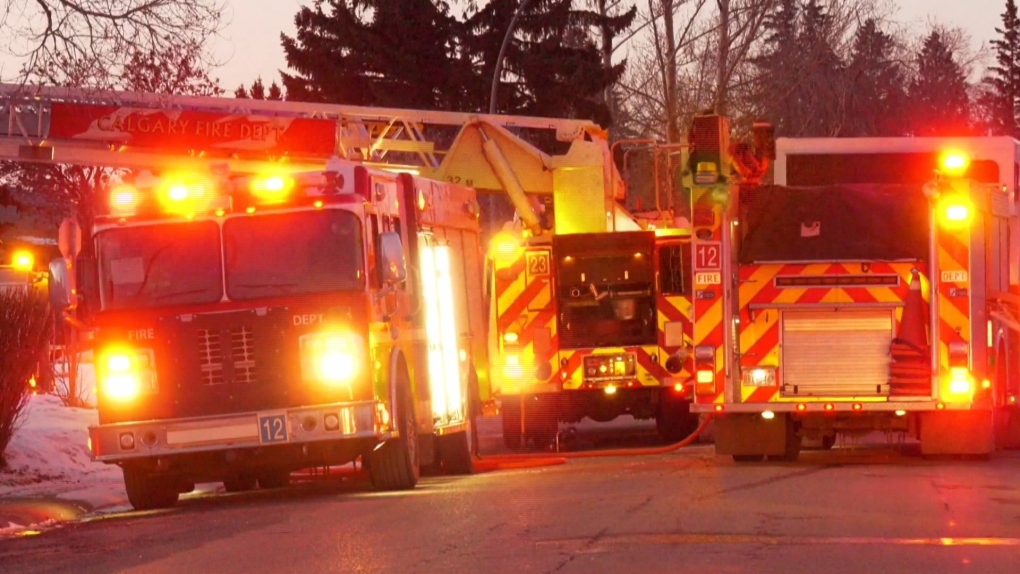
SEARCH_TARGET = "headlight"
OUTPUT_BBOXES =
[300,331,361,385]
[98,347,157,401]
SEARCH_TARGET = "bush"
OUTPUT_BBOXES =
[0,287,52,469]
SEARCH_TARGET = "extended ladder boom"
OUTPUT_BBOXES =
[0,83,630,235]
[0,83,600,172]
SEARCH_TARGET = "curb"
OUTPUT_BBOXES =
[0,498,90,536]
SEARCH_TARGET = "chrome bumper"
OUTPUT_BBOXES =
[89,400,391,463]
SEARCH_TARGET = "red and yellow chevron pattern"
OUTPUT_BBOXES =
[491,243,693,395]
[729,262,923,404]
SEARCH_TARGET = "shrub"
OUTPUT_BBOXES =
[0,287,52,468]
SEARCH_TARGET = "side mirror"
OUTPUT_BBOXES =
[48,257,74,310]
[378,232,407,285]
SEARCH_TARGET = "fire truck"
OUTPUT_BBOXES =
[688,113,1020,460]
[0,83,696,505]
[471,133,697,448]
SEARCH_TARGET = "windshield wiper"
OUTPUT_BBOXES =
[132,242,177,298]
[234,282,299,293]
[154,289,216,301]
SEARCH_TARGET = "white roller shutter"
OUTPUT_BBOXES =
[780,309,894,397]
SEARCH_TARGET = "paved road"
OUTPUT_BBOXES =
[1,415,1018,574]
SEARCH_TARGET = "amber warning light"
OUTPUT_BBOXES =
[938,150,970,177]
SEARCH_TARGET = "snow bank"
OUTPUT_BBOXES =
[0,394,125,513]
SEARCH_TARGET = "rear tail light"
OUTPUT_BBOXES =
[694,345,716,396]
[947,367,972,396]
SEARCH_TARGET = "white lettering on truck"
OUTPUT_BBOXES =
[293,314,324,326]
[129,328,155,341]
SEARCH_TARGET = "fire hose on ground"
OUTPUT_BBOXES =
[470,414,715,473]
[290,416,714,482]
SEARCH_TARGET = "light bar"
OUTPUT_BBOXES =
[938,150,970,177]
[109,185,141,215]
[249,174,295,204]
[157,172,219,215]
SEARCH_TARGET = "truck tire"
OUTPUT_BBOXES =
[437,368,477,475]
[436,430,474,475]
[656,393,699,443]
[223,473,256,493]
[501,397,522,449]
[772,415,801,462]
[526,394,560,448]
[368,359,419,490]
[256,469,291,490]
[123,467,179,511]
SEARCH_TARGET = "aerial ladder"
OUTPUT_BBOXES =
[0,83,697,448]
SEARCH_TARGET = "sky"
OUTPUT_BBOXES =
[211,0,1005,93]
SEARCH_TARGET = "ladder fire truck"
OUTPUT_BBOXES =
[687,113,1020,460]
[0,83,694,507]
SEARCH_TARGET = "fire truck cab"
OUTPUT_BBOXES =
[689,118,1020,460]
[63,159,483,509]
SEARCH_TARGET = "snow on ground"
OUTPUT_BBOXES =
[0,358,129,535]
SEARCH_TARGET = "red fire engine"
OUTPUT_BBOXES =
[0,83,700,505]
[688,114,1020,460]
[475,131,697,448]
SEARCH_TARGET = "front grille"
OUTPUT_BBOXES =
[198,326,256,385]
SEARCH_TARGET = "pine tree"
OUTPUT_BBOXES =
[793,0,844,136]
[981,0,1020,136]
[844,19,908,136]
[235,77,285,100]
[462,0,628,123]
[908,30,972,136]
[279,0,629,124]
[280,0,468,109]
[751,0,799,136]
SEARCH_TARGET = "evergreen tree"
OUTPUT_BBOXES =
[793,0,844,136]
[751,0,799,136]
[280,0,469,109]
[844,19,908,136]
[908,30,972,136]
[279,0,630,125]
[981,0,1020,136]
[462,0,630,123]
[235,77,285,100]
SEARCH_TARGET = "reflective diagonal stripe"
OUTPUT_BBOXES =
[733,262,920,404]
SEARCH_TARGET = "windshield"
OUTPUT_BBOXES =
[97,221,222,310]
[224,210,364,300]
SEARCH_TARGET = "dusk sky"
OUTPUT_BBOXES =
[0,1,1005,91]
[211,0,1004,92]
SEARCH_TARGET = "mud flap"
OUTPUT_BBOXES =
[920,410,994,456]
[993,406,1020,450]
[713,413,789,457]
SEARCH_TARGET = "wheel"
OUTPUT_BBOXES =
[525,394,559,447]
[223,473,257,493]
[123,467,179,511]
[656,393,699,443]
[436,430,474,475]
[770,416,801,462]
[732,454,765,463]
[501,397,522,449]
[256,469,291,490]
[367,357,420,490]
[437,368,476,475]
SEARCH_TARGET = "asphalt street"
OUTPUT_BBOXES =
[1,417,1018,574]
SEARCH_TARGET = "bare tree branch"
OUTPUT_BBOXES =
[2,0,225,87]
